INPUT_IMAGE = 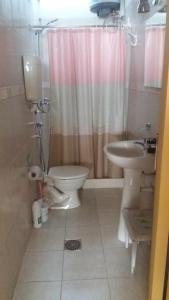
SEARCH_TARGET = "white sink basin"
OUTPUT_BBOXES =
[104,140,155,172]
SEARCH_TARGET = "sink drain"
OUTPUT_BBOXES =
[64,239,82,251]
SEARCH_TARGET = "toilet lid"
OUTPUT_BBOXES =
[48,166,89,180]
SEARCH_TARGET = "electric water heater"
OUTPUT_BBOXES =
[23,56,42,102]
[90,0,121,18]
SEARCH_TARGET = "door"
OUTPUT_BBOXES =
[148,7,169,300]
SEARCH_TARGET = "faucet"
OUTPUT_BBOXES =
[135,123,152,150]
[135,123,157,153]
[134,140,147,150]
[135,138,157,153]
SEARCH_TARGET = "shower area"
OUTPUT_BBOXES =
[48,26,128,179]
[32,14,134,181]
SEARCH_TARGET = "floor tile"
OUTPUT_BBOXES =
[133,244,150,282]
[100,225,123,249]
[96,197,121,210]
[13,282,61,300]
[98,209,120,226]
[13,188,149,300]
[43,210,67,229]
[104,247,131,278]
[109,278,148,300]
[80,189,96,201]
[95,188,122,200]
[27,228,65,251]
[18,251,63,282]
[80,197,96,209]
[61,279,110,300]
[65,225,102,250]
[63,249,106,280]
[66,209,98,227]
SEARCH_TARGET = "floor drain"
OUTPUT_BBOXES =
[64,239,82,251]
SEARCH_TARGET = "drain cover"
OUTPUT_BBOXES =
[64,239,82,251]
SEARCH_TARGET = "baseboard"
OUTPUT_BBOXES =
[84,178,124,189]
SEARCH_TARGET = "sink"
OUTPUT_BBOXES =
[104,140,155,172]
[104,140,155,242]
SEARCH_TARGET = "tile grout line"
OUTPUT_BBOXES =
[94,189,112,300]
[95,189,126,298]
[60,209,68,300]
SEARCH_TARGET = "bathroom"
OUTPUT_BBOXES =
[0,0,168,299]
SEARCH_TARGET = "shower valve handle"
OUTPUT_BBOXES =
[28,122,43,127]
[28,122,36,125]
[31,135,41,139]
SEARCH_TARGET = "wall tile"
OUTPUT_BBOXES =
[0,1,37,299]
[127,25,161,138]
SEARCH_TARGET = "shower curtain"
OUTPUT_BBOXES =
[144,26,165,88]
[48,28,127,178]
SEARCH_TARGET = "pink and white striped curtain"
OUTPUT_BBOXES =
[144,26,165,88]
[48,28,126,178]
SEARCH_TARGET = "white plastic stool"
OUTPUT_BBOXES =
[123,208,152,274]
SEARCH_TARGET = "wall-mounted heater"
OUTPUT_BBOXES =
[90,0,121,18]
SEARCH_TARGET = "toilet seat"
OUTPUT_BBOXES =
[48,166,89,180]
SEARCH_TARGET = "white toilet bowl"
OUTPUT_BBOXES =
[48,166,89,209]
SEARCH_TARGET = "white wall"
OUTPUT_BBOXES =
[127,29,162,138]
[32,0,103,25]
[125,2,165,139]
[32,0,127,26]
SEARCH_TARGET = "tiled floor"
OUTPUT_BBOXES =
[13,188,149,300]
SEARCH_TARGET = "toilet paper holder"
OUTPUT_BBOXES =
[28,165,44,181]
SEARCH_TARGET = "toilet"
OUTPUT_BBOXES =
[47,165,89,209]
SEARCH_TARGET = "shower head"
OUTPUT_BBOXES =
[46,19,58,26]
[137,0,150,13]
[33,18,59,36]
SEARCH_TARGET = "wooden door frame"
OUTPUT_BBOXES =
[149,7,169,300]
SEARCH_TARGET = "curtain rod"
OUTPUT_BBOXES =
[31,24,121,30]
[146,24,166,27]
[31,23,166,29]
[31,24,138,46]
